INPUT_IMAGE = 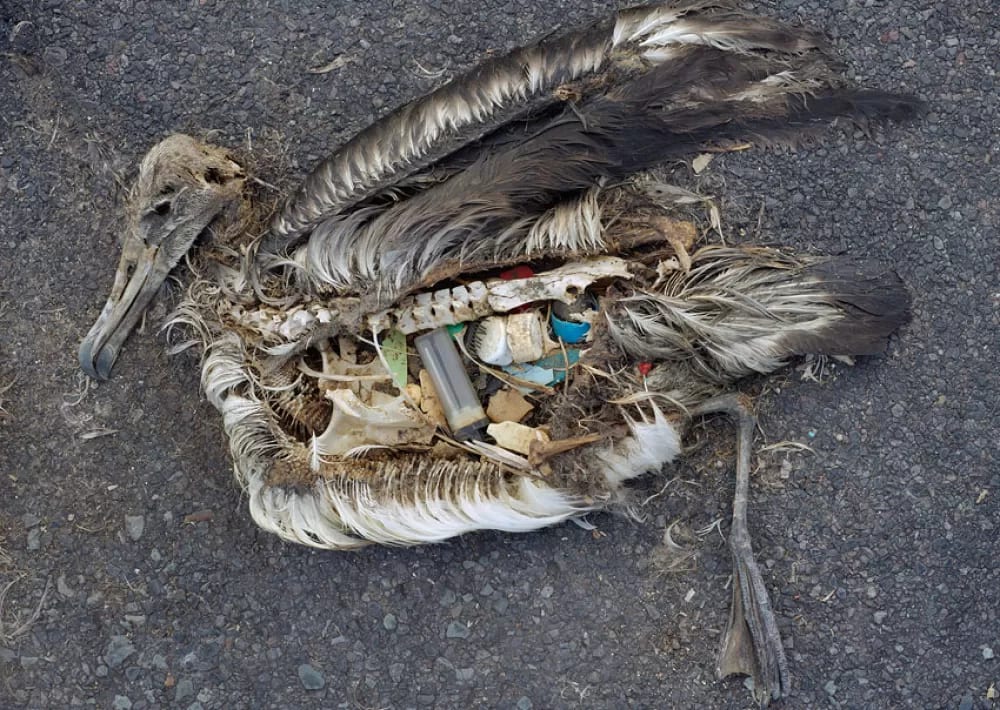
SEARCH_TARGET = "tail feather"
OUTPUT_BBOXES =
[783,258,912,357]
[607,247,911,385]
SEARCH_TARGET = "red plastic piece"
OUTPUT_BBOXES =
[500,265,535,280]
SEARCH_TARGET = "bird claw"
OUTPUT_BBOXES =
[688,393,790,705]
[717,530,790,706]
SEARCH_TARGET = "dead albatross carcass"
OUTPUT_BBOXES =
[79,3,918,703]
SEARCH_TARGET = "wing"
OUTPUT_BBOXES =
[265,1,835,249]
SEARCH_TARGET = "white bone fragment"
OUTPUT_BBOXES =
[367,257,630,335]
[311,389,434,461]
[484,257,631,313]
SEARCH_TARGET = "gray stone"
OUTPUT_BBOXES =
[383,613,397,631]
[445,622,470,639]
[516,697,533,710]
[174,678,194,702]
[56,574,75,598]
[389,662,405,683]
[42,46,68,67]
[298,663,325,690]
[105,636,136,668]
[824,680,838,696]
[112,696,132,710]
[125,515,145,541]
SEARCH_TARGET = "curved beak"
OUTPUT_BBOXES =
[77,134,246,380]
[79,239,174,380]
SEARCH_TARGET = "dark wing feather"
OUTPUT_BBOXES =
[265,1,834,250]
[293,42,917,303]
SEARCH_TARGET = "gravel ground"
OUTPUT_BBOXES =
[1,1,997,708]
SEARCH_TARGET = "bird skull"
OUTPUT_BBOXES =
[79,135,245,379]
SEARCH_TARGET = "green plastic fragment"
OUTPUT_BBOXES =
[381,329,409,388]
[446,323,465,338]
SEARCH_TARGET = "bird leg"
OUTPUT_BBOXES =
[688,394,790,705]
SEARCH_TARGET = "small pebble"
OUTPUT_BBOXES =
[439,589,457,606]
[298,663,325,690]
[383,613,397,631]
[824,680,838,696]
[105,636,136,668]
[125,515,145,541]
[56,574,75,598]
[445,622,470,639]
[174,678,194,702]
[389,663,404,683]
[983,645,995,660]
[111,696,132,710]
[42,45,68,67]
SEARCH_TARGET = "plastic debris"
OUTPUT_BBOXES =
[473,316,514,366]
[486,421,550,455]
[550,313,590,343]
[380,329,408,388]
[502,363,555,389]
[500,265,535,280]
[505,311,545,363]
[418,369,448,429]
[415,328,488,440]
[486,388,534,423]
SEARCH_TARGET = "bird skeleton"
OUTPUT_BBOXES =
[78,2,919,704]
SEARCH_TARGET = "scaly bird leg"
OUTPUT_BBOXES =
[688,394,790,705]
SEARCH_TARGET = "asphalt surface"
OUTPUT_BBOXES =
[1,1,997,708]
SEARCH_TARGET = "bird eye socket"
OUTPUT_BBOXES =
[204,167,225,184]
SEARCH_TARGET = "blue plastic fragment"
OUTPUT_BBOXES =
[503,349,581,386]
[550,313,591,344]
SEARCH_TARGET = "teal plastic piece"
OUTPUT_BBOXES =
[550,313,591,344]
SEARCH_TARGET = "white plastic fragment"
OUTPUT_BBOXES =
[474,317,514,366]
[486,421,550,455]
[505,311,545,363]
